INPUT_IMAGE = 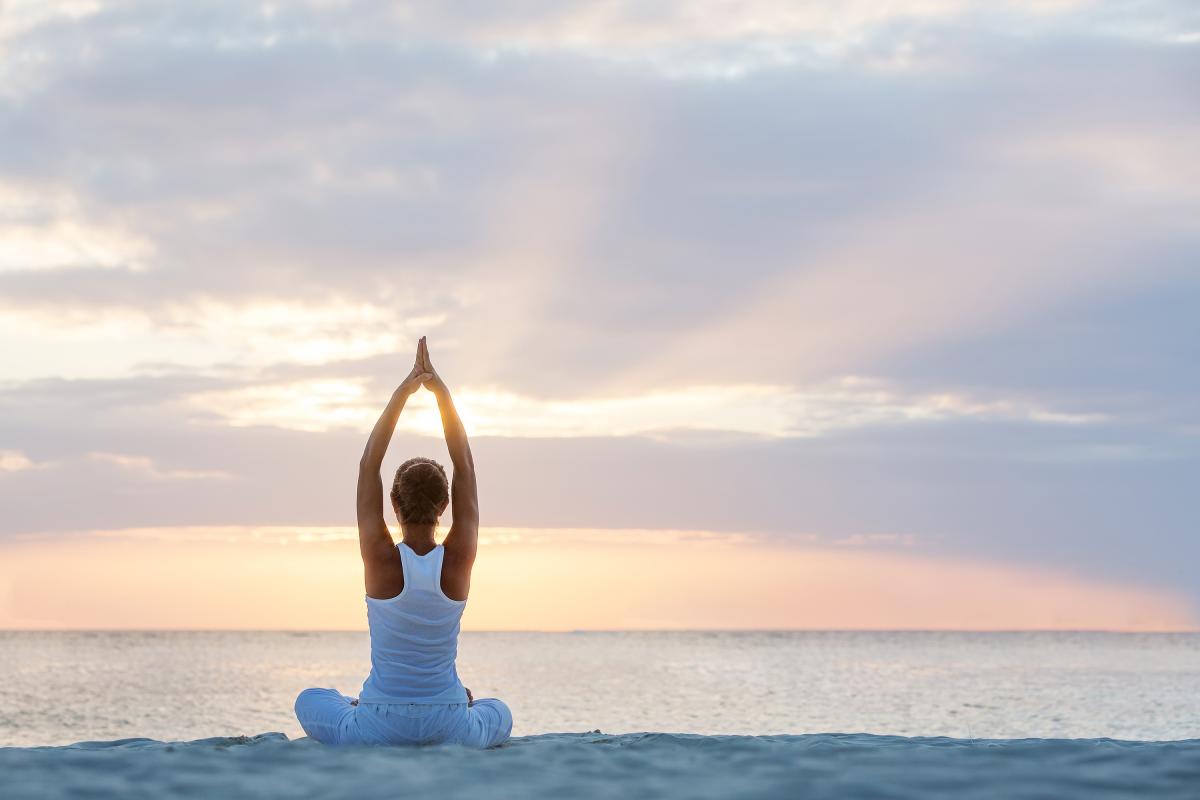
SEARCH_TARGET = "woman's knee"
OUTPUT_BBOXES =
[294,687,354,744]
[470,698,513,748]
[294,687,331,716]
[491,699,514,739]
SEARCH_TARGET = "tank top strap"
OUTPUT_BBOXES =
[429,544,449,596]
[396,541,412,586]
[431,544,446,582]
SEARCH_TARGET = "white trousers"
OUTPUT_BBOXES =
[295,688,513,749]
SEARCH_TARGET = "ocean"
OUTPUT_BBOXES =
[2,630,1198,747]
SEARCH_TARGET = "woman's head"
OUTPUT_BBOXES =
[391,457,449,526]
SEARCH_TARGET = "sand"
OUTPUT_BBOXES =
[3,731,1198,799]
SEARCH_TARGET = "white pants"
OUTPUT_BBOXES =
[294,688,512,749]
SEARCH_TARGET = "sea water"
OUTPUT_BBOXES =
[1,631,1197,746]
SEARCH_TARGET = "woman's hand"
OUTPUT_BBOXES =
[397,338,432,397]
[417,336,449,395]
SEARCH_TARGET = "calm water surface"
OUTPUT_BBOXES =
[1,631,1197,746]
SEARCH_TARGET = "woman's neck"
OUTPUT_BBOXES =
[400,524,437,554]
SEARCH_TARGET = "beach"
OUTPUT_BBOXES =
[4,731,1199,800]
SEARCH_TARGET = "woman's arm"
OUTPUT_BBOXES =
[357,341,430,566]
[419,339,479,566]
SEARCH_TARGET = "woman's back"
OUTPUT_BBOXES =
[294,337,510,748]
[359,542,468,705]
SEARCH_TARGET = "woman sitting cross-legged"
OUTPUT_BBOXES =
[294,337,512,748]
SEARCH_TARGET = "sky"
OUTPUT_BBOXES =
[0,0,1197,630]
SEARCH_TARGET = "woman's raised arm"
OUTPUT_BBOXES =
[357,340,430,566]
[418,339,479,566]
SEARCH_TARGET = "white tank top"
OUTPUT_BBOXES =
[358,542,468,704]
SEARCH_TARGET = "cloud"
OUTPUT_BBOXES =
[184,375,1107,437]
[1,373,1196,603]
[0,299,446,382]
[0,179,156,271]
[0,1,1195,400]
[86,451,235,481]
[0,449,38,472]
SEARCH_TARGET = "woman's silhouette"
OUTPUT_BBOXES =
[294,337,512,747]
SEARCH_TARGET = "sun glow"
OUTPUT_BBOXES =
[184,378,1105,439]
[0,527,1191,632]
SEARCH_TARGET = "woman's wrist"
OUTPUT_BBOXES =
[397,372,431,398]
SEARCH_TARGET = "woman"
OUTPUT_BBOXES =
[294,337,512,748]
